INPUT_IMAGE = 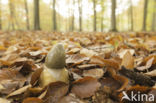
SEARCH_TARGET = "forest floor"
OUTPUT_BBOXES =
[0,31,156,103]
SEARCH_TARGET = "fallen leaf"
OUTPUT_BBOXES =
[0,45,6,51]
[113,75,129,92]
[83,69,104,79]
[0,69,26,94]
[118,49,135,58]
[145,69,156,77]
[23,97,43,103]
[30,68,43,86]
[77,64,98,70]
[121,51,134,69]
[142,55,156,65]
[136,57,154,71]
[7,84,32,98]
[67,48,80,54]
[99,77,121,90]
[89,55,119,70]
[0,98,11,103]
[66,54,90,65]
[80,48,97,57]
[43,82,69,103]
[58,93,86,103]
[71,76,101,98]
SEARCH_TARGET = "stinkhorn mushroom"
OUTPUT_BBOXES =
[40,43,69,87]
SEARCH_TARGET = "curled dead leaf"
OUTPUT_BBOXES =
[31,68,43,86]
[121,51,134,69]
[113,75,129,92]
[137,57,154,71]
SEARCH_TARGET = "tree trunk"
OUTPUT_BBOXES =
[34,0,40,30]
[52,0,57,31]
[9,0,15,30]
[71,0,75,31]
[101,0,104,32]
[142,0,148,31]
[93,0,96,31]
[24,0,30,30]
[111,0,117,31]
[130,0,133,31]
[78,0,82,32]
[0,0,2,30]
[152,0,156,31]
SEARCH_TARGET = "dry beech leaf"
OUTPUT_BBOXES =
[29,51,42,56]
[58,93,86,103]
[145,69,156,77]
[27,87,43,97]
[93,86,115,103]
[136,57,154,71]
[79,37,92,46]
[0,69,26,94]
[80,48,97,57]
[66,54,90,65]
[7,84,32,98]
[71,76,101,98]
[43,82,69,103]
[0,98,11,103]
[67,48,80,54]
[23,97,43,103]
[31,68,43,86]
[11,59,37,74]
[113,75,129,92]
[142,55,156,65]
[89,55,119,70]
[121,51,134,69]
[118,49,135,58]
[99,77,121,90]
[77,64,98,70]
[0,45,6,51]
[83,69,104,79]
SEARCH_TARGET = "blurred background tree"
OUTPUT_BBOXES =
[0,0,155,32]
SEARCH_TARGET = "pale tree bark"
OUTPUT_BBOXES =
[93,0,96,31]
[78,0,82,31]
[101,0,104,32]
[34,0,40,30]
[71,0,75,31]
[9,0,15,30]
[111,0,117,31]
[142,0,148,31]
[68,0,71,31]
[129,0,133,31]
[24,0,30,30]
[152,0,156,31]
[52,0,57,31]
[8,0,20,30]
[0,0,2,30]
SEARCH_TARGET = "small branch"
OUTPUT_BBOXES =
[118,66,155,87]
